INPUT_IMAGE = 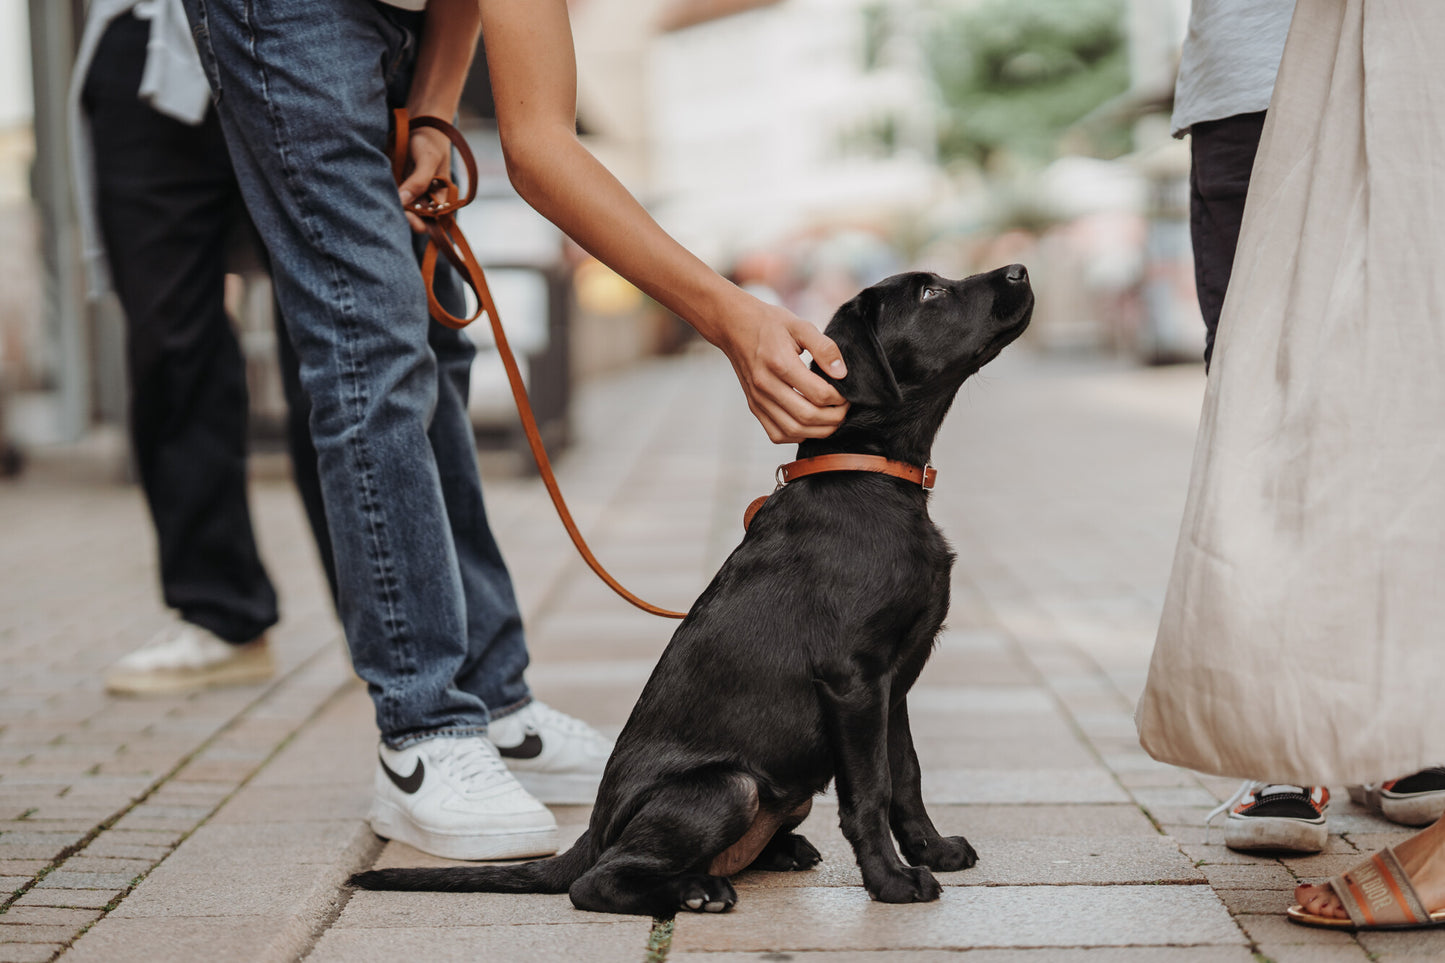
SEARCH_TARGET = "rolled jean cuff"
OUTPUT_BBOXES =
[384,724,490,751]
[485,694,533,723]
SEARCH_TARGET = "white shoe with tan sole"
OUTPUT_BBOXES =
[104,625,275,695]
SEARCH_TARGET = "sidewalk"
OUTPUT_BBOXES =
[0,348,1429,962]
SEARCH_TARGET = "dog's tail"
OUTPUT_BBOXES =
[347,832,595,893]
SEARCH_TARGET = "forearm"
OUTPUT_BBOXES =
[407,0,481,119]
[479,0,847,443]
[503,128,745,345]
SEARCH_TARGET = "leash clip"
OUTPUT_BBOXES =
[774,465,787,491]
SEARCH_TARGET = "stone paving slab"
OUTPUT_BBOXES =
[337,890,597,928]
[60,683,376,962]
[306,920,654,963]
[911,804,1159,839]
[913,731,1099,771]
[1257,946,1372,963]
[670,952,1261,963]
[918,770,1130,805]
[1234,912,1363,948]
[0,447,356,960]
[1357,927,1445,958]
[0,945,66,963]
[56,917,319,963]
[8,890,123,912]
[670,885,1244,952]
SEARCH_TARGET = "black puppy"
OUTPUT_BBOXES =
[350,265,1034,916]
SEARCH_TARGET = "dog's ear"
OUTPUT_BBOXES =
[817,291,903,407]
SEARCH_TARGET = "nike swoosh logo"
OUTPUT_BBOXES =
[379,752,424,794]
[496,733,543,760]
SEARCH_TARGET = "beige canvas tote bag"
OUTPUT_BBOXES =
[1136,0,1445,786]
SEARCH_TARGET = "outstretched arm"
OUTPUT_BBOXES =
[476,0,848,443]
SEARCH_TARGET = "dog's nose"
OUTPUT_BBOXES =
[1005,264,1028,284]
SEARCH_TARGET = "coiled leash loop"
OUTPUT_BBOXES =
[390,110,688,619]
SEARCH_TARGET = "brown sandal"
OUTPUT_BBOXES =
[1287,846,1445,930]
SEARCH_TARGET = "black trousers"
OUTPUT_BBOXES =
[85,12,336,642]
[1188,111,1267,371]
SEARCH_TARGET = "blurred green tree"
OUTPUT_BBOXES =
[922,0,1130,168]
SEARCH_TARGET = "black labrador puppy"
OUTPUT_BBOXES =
[350,264,1034,916]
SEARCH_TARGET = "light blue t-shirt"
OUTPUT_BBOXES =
[1171,0,1297,137]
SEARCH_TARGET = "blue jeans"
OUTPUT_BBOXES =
[182,0,531,745]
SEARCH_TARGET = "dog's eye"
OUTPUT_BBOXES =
[920,286,946,302]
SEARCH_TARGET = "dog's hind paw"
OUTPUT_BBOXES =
[904,834,978,873]
[866,866,942,903]
[749,832,823,872]
[676,874,737,913]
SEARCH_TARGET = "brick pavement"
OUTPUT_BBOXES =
[0,348,1432,962]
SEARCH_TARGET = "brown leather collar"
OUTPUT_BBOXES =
[745,455,936,531]
[777,454,936,490]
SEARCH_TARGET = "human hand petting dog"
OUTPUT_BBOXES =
[710,296,850,444]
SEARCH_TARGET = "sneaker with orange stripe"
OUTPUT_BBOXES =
[1349,767,1445,827]
[1210,782,1329,853]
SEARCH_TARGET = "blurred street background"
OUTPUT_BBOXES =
[1,0,1200,472]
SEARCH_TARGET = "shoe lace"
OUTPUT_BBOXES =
[1205,780,1260,843]
[440,738,511,785]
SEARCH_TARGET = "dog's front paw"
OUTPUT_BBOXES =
[676,874,737,913]
[866,866,941,903]
[904,834,978,872]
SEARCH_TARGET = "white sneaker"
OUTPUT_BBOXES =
[104,624,275,695]
[487,701,614,804]
[369,735,558,860]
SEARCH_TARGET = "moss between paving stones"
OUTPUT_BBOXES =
[644,917,673,962]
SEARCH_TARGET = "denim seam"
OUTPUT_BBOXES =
[239,0,413,734]
[189,1,222,101]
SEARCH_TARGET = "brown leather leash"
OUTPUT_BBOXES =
[388,114,939,614]
[743,455,937,531]
[390,110,688,619]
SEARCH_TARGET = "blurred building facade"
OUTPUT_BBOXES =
[3,0,1212,462]
[645,0,943,264]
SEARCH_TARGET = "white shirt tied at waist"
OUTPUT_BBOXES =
[1170,0,1296,138]
[69,0,210,299]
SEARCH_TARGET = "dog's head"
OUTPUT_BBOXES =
[803,265,1031,460]
[820,264,1032,404]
